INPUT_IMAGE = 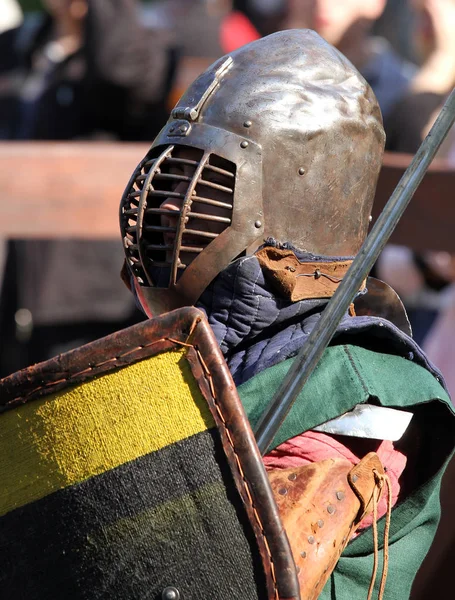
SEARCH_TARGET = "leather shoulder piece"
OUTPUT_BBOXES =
[0,307,299,600]
[268,452,386,599]
[354,277,412,336]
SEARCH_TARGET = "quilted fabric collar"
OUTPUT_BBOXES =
[197,253,444,388]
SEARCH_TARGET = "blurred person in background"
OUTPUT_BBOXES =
[219,0,417,123]
[386,0,455,153]
[373,0,416,64]
[0,0,22,34]
[219,0,286,52]
[0,0,176,140]
[281,0,417,122]
[376,0,455,396]
[0,0,177,376]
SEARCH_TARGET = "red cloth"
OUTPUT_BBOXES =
[219,11,261,54]
[264,430,406,531]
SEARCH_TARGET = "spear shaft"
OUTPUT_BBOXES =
[255,88,455,456]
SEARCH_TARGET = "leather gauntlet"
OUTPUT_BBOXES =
[268,452,387,599]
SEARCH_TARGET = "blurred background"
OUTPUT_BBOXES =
[0,1,454,594]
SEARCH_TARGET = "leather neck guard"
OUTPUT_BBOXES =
[255,246,366,302]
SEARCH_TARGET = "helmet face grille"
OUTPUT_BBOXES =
[121,145,236,288]
[120,155,151,286]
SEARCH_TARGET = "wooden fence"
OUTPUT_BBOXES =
[1,142,454,252]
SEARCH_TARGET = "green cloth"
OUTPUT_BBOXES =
[238,344,455,599]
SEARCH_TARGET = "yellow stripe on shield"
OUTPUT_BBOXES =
[0,349,214,517]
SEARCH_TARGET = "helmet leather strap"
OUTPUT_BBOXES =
[256,246,366,302]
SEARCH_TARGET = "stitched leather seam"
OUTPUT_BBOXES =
[194,344,279,599]
[5,337,168,408]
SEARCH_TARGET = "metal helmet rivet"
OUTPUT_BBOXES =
[298,167,305,175]
[162,587,180,600]
[240,140,249,148]
[254,220,262,228]
[243,120,252,128]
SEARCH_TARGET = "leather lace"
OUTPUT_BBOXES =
[367,469,393,600]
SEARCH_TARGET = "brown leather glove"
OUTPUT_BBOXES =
[268,452,387,599]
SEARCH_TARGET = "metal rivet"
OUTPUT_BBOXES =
[240,140,249,148]
[254,220,262,228]
[298,167,305,175]
[189,108,198,120]
[317,519,324,528]
[308,536,315,544]
[327,505,336,515]
[169,127,175,133]
[179,125,188,133]
[314,269,321,279]
[162,587,180,600]
[288,472,297,481]
[351,474,358,483]
[369,215,373,222]
[336,491,345,501]
[278,487,288,496]
[285,265,296,272]
[300,551,307,558]
[243,120,252,128]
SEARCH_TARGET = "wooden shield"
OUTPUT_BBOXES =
[0,307,299,600]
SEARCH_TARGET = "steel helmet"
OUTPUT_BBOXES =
[120,29,385,316]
